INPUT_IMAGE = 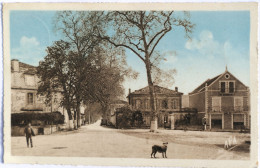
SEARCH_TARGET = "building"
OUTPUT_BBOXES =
[11,59,70,135]
[127,85,186,128]
[189,67,250,130]
[109,100,128,126]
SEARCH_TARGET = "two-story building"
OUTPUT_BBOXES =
[189,67,250,130]
[127,85,184,128]
[11,59,71,135]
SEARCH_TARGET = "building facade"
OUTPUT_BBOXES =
[189,68,250,130]
[127,85,184,128]
[11,59,71,135]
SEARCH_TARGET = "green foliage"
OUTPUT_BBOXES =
[11,111,64,126]
[131,110,144,128]
[116,107,144,129]
[116,107,133,129]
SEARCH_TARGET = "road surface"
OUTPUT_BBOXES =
[11,120,249,159]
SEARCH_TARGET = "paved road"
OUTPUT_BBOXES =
[11,120,249,159]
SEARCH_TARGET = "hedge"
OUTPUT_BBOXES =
[116,107,143,129]
[11,111,64,126]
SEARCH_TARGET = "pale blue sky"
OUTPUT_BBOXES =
[10,11,250,95]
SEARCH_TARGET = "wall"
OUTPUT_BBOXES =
[181,95,189,108]
[11,125,61,136]
[11,61,71,130]
[189,92,205,112]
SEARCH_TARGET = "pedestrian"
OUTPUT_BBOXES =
[202,116,207,131]
[24,123,35,148]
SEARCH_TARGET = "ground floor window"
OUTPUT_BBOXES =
[233,114,244,130]
[211,119,222,129]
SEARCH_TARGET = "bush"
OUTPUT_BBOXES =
[116,107,144,129]
[116,107,132,129]
[131,110,144,128]
[11,111,64,126]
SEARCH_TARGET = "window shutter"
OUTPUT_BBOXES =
[229,82,234,93]
[220,82,225,93]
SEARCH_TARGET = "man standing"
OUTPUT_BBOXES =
[202,116,207,131]
[24,123,35,148]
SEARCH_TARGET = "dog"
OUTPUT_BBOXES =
[151,142,168,158]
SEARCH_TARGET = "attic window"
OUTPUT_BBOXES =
[225,74,230,79]
[220,81,235,94]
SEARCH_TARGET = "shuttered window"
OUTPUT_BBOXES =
[212,97,221,112]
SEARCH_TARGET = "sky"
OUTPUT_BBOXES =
[10,10,250,96]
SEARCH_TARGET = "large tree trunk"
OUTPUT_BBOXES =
[145,59,158,132]
[76,101,81,128]
[74,110,77,129]
[67,107,73,120]
[66,107,73,130]
[102,105,108,125]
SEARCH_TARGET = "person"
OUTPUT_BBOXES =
[24,123,35,148]
[202,116,207,131]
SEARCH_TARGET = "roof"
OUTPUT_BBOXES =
[189,68,248,95]
[11,60,37,74]
[128,85,183,96]
[189,74,221,95]
[111,100,128,104]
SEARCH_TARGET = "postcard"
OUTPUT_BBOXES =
[3,2,258,168]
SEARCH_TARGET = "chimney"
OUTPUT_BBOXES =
[175,87,178,92]
[11,59,19,72]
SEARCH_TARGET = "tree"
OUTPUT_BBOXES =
[98,11,194,131]
[82,43,137,120]
[54,11,104,128]
[37,40,76,129]
[54,11,137,126]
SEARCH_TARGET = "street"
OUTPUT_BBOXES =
[11,120,250,160]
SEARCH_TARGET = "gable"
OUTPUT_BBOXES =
[208,71,248,91]
[189,70,248,95]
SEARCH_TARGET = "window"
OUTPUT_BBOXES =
[229,82,234,93]
[162,100,168,109]
[234,97,243,111]
[220,82,225,93]
[176,99,179,109]
[27,93,34,104]
[144,99,150,109]
[220,81,235,94]
[212,97,221,112]
[171,99,176,109]
[164,115,168,123]
[225,73,230,79]
[135,99,142,109]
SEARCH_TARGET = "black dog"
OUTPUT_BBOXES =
[151,142,168,158]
